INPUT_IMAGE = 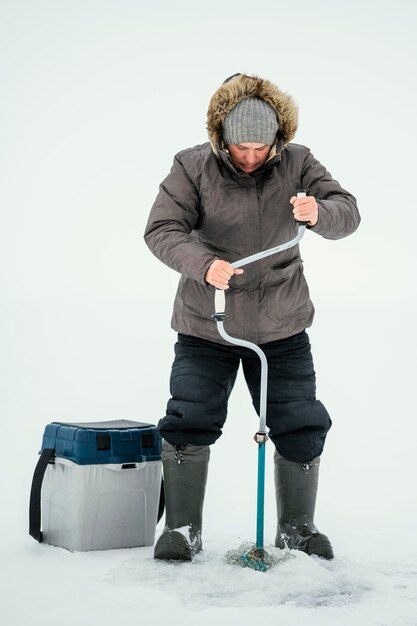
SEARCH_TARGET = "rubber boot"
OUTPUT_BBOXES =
[274,450,334,559]
[154,442,210,561]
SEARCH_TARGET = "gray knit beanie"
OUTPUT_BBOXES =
[222,97,279,145]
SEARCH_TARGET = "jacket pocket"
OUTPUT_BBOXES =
[266,259,311,322]
[179,277,234,321]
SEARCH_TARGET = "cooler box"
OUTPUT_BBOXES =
[29,420,163,552]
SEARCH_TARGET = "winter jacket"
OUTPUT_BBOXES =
[144,75,360,345]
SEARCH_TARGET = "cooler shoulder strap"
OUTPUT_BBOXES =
[29,448,55,542]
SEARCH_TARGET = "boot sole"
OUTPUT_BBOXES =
[154,530,192,561]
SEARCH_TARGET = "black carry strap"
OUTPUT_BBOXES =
[29,448,55,542]
[157,477,165,523]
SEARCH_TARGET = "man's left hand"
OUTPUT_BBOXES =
[290,195,318,227]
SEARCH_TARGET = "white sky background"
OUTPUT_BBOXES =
[1,1,417,619]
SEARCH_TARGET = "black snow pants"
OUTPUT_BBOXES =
[158,331,332,463]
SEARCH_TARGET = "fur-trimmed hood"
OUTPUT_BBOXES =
[207,74,298,154]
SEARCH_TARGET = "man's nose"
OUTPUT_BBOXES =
[245,150,257,163]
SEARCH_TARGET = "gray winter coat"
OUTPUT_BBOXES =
[144,76,360,345]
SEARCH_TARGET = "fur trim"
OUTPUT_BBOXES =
[207,74,298,153]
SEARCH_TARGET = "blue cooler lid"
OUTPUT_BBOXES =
[41,419,162,465]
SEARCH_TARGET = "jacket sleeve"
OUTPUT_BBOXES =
[144,153,218,284]
[301,151,360,239]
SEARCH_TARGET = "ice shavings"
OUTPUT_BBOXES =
[107,536,378,610]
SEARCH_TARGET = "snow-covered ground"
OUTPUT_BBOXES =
[2,524,417,626]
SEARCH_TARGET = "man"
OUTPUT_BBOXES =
[144,73,360,562]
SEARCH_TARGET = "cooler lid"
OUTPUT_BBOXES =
[53,420,153,430]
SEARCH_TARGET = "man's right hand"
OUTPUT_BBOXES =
[205,260,244,290]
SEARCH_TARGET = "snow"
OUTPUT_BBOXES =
[2,530,417,626]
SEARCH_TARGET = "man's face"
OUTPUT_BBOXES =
[227,142,271,174]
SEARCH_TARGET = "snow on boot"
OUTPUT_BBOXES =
[154,442,209,561]
[274,450,334,560]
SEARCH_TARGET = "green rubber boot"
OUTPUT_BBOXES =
[154,442,210,561]
[274,450,334,560]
